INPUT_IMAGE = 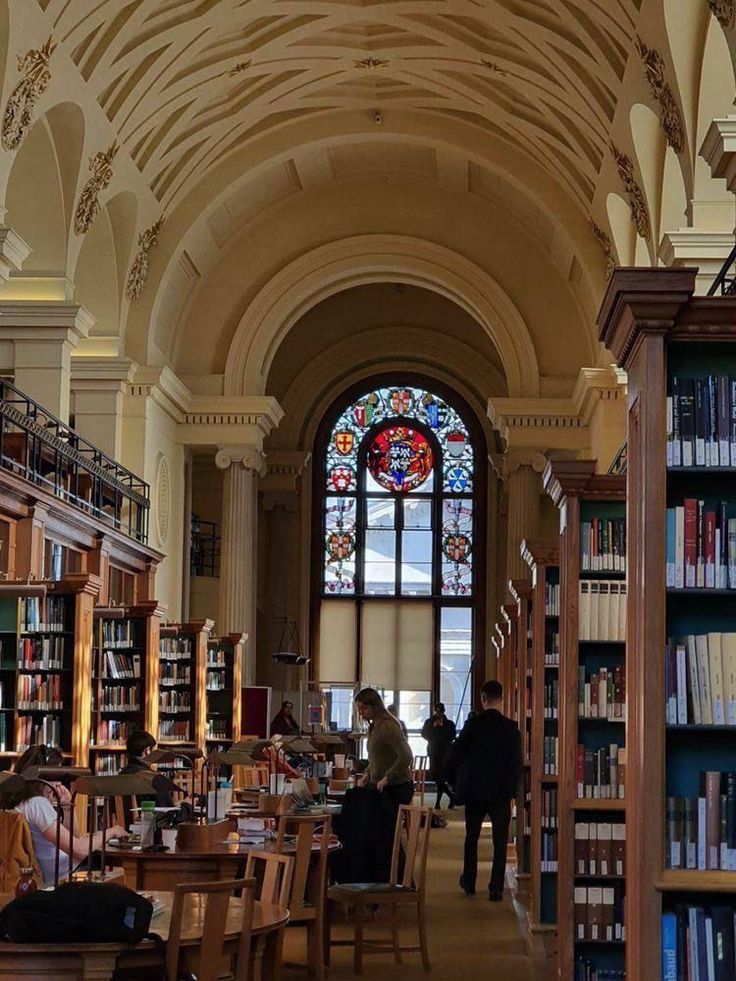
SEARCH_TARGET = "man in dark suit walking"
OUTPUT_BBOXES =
[446,680,522,901]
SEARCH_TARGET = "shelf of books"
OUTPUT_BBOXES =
[544,459,627,981]
[521,538,560,933]
[157,618,213,752]
[205,633,245,750]
[0,574,101,766]
[89,601,165,774]
[509,578,534,881]
[600,266,736,979]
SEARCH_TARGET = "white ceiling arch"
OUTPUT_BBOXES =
[224,233,541,399]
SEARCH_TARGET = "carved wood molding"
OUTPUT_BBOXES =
[610,143,651,241]
[520,537,559,571]
[1,38,55,151]
[508,577,533,603]
[635,37,685,153]
[543,459,624,508]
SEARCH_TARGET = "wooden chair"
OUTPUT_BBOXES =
[165,877,256,981]
[245,850,294,906]
[276,812,332,980]
[413,756,428,805]
[326,804,432,975]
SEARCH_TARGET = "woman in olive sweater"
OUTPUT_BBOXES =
[355,687,414,811]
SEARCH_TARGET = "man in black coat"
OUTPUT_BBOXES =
[445,680,522,901]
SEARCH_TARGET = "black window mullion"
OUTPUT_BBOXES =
[395,495,403,596]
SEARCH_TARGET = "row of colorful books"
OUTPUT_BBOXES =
[20,597,67,633]
[662,904,736,980]
[159,691,192,713]
[666,501,736,590]
[160,664,191,685]
[665,633,736,726]
[544,680,559,719]
[98,686,140,712]
[574,884,625,942]
[541,787,558,828]
[574,822,626,877]
[94,720,135,745]
[94,752,123,775]
[579,581,627,642]
[543,735,559,776]
[666,373,736,469]
[159,638,193,660]
[16,715,61,749]
[206,670,229,691]
[578,666,626,721]
[100,650,141,680]
[158,719,191,741]
[205,719,230,739]
[100,619,134,647]
[17,673,63,710]
[580,517,626,572]
[576,744,626,800]
[545,583,560,616]
[18,636,65,670]
[541,831,558,872]
[666,774,736,871]
[206,647,228,667]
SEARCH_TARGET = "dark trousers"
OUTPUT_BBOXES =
[463,798,511,894]
[435,779,454,809]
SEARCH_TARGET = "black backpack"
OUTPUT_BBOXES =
[0,881,154,944]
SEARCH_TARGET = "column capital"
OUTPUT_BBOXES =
[490,449,547,484]
[702,115,736,193]
[0,300,94,344]
[215,444,267,476]
[71,355,138,391]
[262,450,312,493]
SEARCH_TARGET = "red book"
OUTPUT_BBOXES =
[683,498,697,588]
[705,510,716,588]
[576,744,585,797]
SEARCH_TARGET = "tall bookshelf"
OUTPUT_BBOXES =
[598,267,736,979]
[509,578,533,881]
[501,603,520,723]
[90,601,165,774]
[544,460,627,981]
[205,633,245,749]
[0,575,100,766]
[521,538,560,934]
[157,619,213,752]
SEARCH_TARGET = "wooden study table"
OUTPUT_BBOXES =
[0,890,288,980]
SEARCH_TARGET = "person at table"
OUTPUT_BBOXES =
[270,700,300,736]
[3,749,126,886]
[421,701,457,810]
[445,680,522,901]
[119,729,175,807]
[354,687,414,812]
[387,702,409,738]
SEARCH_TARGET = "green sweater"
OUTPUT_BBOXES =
[367,716,413,785]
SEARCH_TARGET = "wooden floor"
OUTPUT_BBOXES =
[282,809,554,980]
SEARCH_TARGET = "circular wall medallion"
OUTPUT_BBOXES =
[154,453,171,546]
[367,426,433,493]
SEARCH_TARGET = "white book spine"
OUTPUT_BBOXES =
[675,507,685,590]
[676,644,688,725]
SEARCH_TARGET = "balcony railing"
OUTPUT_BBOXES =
[190,515,220,577]
[0,379,149,543]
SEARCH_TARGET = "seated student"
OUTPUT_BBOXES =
[4,745,125,886]
[119,730,175,807]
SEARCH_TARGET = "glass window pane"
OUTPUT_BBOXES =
[364,529,396,594]
[404,500,432,529]
[398,690,432,731]
[401,528,433,596]
[441,498,473,596]
[439,607,473,728]
[367,499,395,528]
[324,497,356,594]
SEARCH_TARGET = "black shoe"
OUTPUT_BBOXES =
[459,875,476,896]
[489,890,503,902]
[448,800,456,810]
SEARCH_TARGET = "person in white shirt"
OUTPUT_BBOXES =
[4,746,125,886]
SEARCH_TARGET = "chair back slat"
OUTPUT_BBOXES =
[245,850,294,906]
[165,877,256,981]
[389,805,432,891]
[276,813,332,915]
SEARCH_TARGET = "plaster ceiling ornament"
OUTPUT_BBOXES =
[634,37,685,154]
[609,143,651,242]
[126,217,165,302]
[708,0,735,29]
[589,219,616,281]
[1,37,56,152]
[74,142,119,236]
[354,58,389,70]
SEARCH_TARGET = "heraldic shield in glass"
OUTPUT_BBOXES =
[323,385,474,596]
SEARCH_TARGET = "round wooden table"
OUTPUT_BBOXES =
[0,890,288,980]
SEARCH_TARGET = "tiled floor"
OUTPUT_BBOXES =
[282,810,552,980]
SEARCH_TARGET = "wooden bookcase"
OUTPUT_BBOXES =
[509,578,533,880]
[89,601,165,774]
[205,633,245,749]
[0,574,101,767]
[544,460,627,981]
[158,618,213,752]
[598,266,736,979]
[501,603,520,723]
[521,538,560,933]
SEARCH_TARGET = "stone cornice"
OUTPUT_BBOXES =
[658,230,736,266]
[702,116,736,192]
[0,226,31,281]
[71,356,138,388]
[0,301,95,342]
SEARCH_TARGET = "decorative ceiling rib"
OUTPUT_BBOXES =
[40,0,641,211]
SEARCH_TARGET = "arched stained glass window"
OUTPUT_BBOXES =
[316,382,484,737]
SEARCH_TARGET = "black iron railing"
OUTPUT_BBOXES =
[0,379,149,543]
[708,242,736,295]
[190,515,220,577]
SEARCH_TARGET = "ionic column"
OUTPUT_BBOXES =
[215,445,266,685]
[494,450,547,581]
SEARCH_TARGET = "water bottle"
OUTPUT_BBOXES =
[140,800,156,850]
